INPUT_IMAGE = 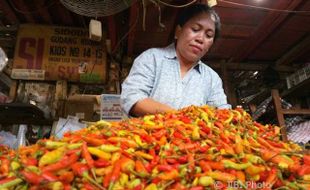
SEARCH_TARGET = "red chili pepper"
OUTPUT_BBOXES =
[139,133,154,143]
[173,131,185,139]
[83,136,106,146]
[0,176,16,184]
[22,157,38,166]
[219,133,230,144]
[297,165,310,176]
[178,155,188,164]
[84,182,96,190]
[199,161,211,172]
[59,171,74,184]
[94,159,110,167]
[158,164,174,172]
[42,171,58,182]
[108,162,121,190]
[42,151,79,172]
[214,121,224,129]
[190,186,204,190]
[303,155,310,165]
[152,129,167,139]
[180,115,191,124]
[20,170,44,185]
[166,158,177,164]
[72,162,88,176]
[103,171,111,188]
[82,141,94,168]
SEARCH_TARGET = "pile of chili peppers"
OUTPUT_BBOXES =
[0,105,309,190]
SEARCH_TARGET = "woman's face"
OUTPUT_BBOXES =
[175,12,215,65]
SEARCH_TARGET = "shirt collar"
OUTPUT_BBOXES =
[164,43,202,73]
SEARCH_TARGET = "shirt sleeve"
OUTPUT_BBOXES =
[206,73,232,109]
[120,50,156,115]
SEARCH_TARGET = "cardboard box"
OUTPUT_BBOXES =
[64,95,100,121]
[12,24,107,83]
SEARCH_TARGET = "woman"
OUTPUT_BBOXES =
[121,3,231,117]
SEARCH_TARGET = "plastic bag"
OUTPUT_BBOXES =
[0,130,17,149]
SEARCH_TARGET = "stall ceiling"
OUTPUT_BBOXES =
[0,0,309,101]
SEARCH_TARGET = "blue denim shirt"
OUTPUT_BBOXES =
[121,43,231,115]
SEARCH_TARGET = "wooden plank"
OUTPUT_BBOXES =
[271,89,287,141]
[9,80,18,101]
[276,34,310,66]
[0,0,19,24]
[230,0,304,62]
[127,2,139,56]
[282,109,310,115]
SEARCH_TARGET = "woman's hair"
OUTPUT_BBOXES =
[176,4,221,40]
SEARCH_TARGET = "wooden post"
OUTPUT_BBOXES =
[271,89,287,141]
[221,63,237,107]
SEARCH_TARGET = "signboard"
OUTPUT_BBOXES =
[101,94,127,121]
[12,24,107,83]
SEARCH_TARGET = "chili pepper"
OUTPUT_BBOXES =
[222,160,251,170]
[133,135,148,148]
[59,171,74,184]
[135,151,153,160]
[158,169,179,180]
[244,154,264,164]
[42,151,79,172]
[198,176,214,186]
[127,179,142,189]
[94,159,110,167]
[265,167,277,187]
[107,137,138,148]
[260,149,294,168]
[108,162,121,190]
[42,171,58,182]
[158,136,167,146]
[21,157,38,166]
[189,186,204,190]
[83,136,106,146]
[99,144,120,152]
[179,142,200,151]
[0,177,23,189]
[166,158,177,164]
[198,161,211,172]
[119,157,137,176]
[95,165,113,176]
[10,160,21,171]
[42,140,67,149]
[135,160,150,177]
[67,143,82,150]
[205,161,225,171]
[214,121,224,129]
[88,147,111,160]
[207,171,236,182]
[111,151,122,165]
[144,183,158,190]
[192,126,200,140]
[39,146,66,167]
[20,170,44,185]
[152,129,167,140]
[235,171,246,183]
[82,142,94,168]
[139,133,154,143]
[297,165,310,176]
[103,171,112,188]
[245,164,266,176]
[0,158,9,174]
[304,155,310,165]
[157,164,174,172]
[257,137,281,151]
[219,132,230,144]
[72,162,104,190]
[84,182,96,190]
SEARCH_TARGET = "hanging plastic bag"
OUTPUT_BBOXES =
[0,47,8,72]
